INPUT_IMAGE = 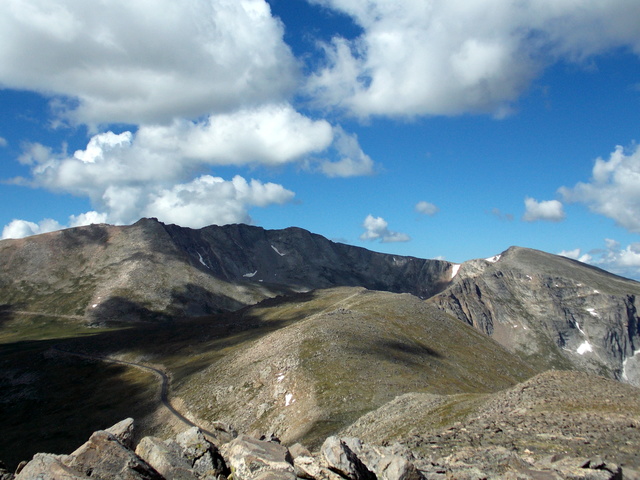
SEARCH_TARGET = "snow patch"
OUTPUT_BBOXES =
[622,349,640,381]
[577,341,593,355]
[197,252,209,268]
[92,304,98,308]
[574,320,586,335]
[526,275,532,280]
[285,393,295,406]
[271,245,285,256]
[276,373,285,382]
[593,289,600,294]
[486,254,501,263]
[451,264,461,278]
[243,270,258,278]
[586,308,599,318]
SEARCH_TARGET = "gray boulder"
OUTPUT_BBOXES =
[293,454,345,480]
[176,427,227,478]
[65,430,163,480]
[14,453,89,480]
[321,437,376,480]
[0,460,14,480]
[331,439,420,480]
[221,435,295,480]
[135,436,197,480]
[105,417,135,448]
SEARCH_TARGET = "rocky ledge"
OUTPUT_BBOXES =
[2,418,635,480]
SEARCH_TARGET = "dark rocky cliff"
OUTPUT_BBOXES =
[162,221,452,299]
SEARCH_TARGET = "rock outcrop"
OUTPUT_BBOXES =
[7,419,632,480]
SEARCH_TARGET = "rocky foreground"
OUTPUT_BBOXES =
[2,417,635,480]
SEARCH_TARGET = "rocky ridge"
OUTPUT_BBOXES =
[343,370,640,469]
[4,416,633,480]
[0,219,452,322]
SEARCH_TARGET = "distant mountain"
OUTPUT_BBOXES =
[0,218,452,321]
[1,219,639,388]
[430,246,640,386]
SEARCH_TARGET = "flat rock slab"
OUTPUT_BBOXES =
[222,435,295,480]
[15,453,90,480]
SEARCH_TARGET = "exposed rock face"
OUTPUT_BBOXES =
[105,417,135,448]
[13,453,90,480]
[430,246,640,385]
[135,436,198,480]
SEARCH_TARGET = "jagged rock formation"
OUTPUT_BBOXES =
[0,218,451,322]
[430,246,640,386]
[7,415,632,480]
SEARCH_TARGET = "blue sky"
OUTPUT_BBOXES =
[1,0,640,279]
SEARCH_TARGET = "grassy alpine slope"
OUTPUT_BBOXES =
[177,287,538,448]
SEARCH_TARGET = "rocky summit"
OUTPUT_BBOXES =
[1,219,640,476]
[3,416,635,480]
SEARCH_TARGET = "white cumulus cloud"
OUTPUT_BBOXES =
[69,211,108,227]
[360,214,410,243]
[559,144,640,233]
[1,211,106,239]
[1,218,61,239]
[143,175,294,229]
[559,239,640,280]
[415,201,439,216]
[558,248,593,264]
[0,0,298,125]
[11,103,364,228]
[307,0,640,118]
[522,197,565,222]
[318,127,375,177]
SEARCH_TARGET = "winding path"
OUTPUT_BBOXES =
[53,348,219,439]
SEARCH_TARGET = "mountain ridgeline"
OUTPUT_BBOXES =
[0,218,452,321]
[0,217,639,388]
